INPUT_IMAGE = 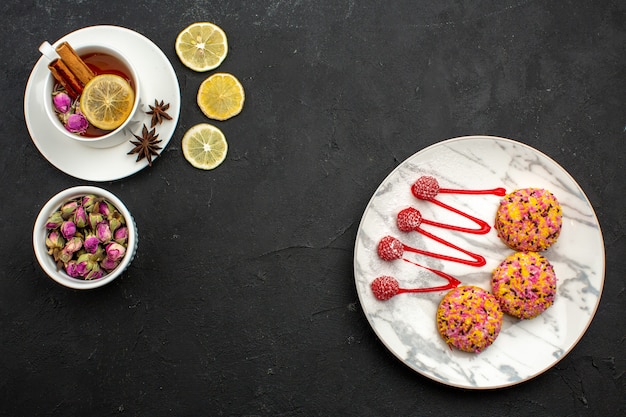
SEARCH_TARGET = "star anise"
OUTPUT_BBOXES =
[127,124,162,166]
[146,99,172,127]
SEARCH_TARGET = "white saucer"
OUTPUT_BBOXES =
[24,25,181,181]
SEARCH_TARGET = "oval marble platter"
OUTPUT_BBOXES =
[353,136,605,389]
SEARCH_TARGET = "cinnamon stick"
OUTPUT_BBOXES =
[55,42,95,85]
[48,59,81,99]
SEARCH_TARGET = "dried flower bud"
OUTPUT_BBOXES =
[105,242,126,262]
[114,226,128,245]
[45,230,65,251]
[45,211,64,229]
[65,261,80,277]
[73,252,100,279]
[89,212,104,230]
[82,195,98,213]
[73,205,87,228]
[99,201,114,216]
[96,221,112,243]
[58,247,74,264]
[60,201,79,219]
[101,257,119,271]
[53,92,72,114]
[74,253,91,276]
[65,258,88,278]
[65,113,88,134]
[84,234,100,254]
[60,221,76,239]
[84,264,104,280]
[108,217,122,234]
[64,236,83,254]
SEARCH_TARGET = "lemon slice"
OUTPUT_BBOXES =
[181,123,228,170]
[175,22,228,72]
[79,74,135,130]
[197,73,245,121]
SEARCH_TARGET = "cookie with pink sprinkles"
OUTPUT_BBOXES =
[494,188,562,251]
[492,251,557,319]
[436,286,503,353]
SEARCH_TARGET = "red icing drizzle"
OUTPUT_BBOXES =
[412,178,506,234]
[425,199,492,234]
[401,230,486,267]
[437,187,507,196]
[432,187,505,233]
[399,259,461,293]
[371,265,461,300]
[371,176,505,299]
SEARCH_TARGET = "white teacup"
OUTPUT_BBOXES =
[40,41,142,149]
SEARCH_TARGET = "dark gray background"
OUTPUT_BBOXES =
[1,0,624,415]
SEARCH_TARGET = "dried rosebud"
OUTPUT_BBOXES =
[105,242,126,262]
[108,217,122,234]
[45,230,65,251]
[65,257,88,278]
[61,201,78,219]
[100,257,119,271]
[73,205,87,228]
[84,234,100,254]
[58,247,74,264]
[82,195,98,213]
[45,211,64,229]
[96,221,112,243]
[98,200,114,216]
[53,92,72,113]
[113,226,128,245]
[70,252,100,279]
[89,212,104,230]
[65,261,81,278]
[60,221,76,239]
[74,253,91,276]
[84,264,103,280]
[76,252,94,268]
[65,236,83,253]
[65,113,88,134]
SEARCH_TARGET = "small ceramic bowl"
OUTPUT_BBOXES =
[40,42,142,149]
[33,186,138,289]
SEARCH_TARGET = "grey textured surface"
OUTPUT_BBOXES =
[1,0,624,415]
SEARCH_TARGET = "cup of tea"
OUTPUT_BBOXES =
[40,41,142,149]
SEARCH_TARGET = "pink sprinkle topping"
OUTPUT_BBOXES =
[397,207,422,232]
[371,276,400,300]
[377,236,404,261]
[412,176,440,200]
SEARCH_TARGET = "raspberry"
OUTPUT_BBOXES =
[377,236,404,261]
[412,176,439,200]
[397,207,422,232]
[371,276,400,300]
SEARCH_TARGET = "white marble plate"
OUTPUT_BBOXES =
[354,136,605,389]
[24,25,181,181]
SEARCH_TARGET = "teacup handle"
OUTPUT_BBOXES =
[39,41,59,61]
[122,97,144,137]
